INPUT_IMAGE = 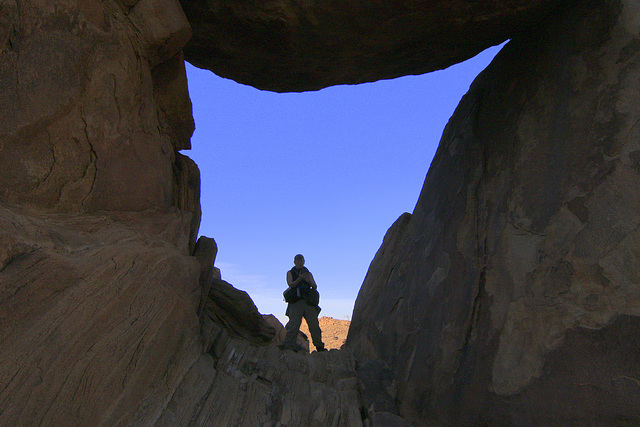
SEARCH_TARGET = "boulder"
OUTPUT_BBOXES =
[347,0,640,423]
[202,276,277,345]
[179,0,560,92]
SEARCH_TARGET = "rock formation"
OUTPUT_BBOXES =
[179,0,559,92]
[0,0,362,424]
[347,0,640,424]
[0,204,203,425]
[2,0,640,425]
[162,325,365,426]
[0,0,194,212]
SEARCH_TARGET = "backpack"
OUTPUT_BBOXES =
[284,267,320,306]
[283,286,300,303]
[300,285,320,306]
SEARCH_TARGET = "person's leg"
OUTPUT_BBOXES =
[283,300,305,348]
[303,304,325,350]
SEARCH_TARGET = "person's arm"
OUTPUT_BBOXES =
[287,270,306,287]
[305,271,317,289]
[286,271,295,287]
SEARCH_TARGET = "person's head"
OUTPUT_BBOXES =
[294,254,305,268]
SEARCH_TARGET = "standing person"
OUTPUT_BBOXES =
[280,254,326,352]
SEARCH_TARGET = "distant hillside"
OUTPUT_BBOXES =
[300,316,350,351]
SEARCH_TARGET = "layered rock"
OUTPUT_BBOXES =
[179,0,560,92]
[0,203,203,425]
[347,0,640,423]
[0,0,368,424]
[0,203,371,425]
[161,326,364,426]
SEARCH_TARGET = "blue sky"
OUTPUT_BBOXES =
[185,44,503,324]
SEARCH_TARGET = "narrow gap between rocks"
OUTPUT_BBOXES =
[184,43,505,348]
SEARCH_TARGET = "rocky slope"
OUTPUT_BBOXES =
[0,203,398,425]
[300,316,351,351]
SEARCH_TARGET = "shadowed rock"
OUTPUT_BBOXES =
[0,0,194,213]
[0,203,366,425]
[347,0,640,423]
[0,203,203,425]
[179,0,560,92]
[204,277,277,344]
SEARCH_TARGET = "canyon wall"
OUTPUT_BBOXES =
[0,0,366,424]
[0,0,203,422]
[347,0,640,424]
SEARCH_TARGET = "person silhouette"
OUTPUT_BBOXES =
[280,254,326,352]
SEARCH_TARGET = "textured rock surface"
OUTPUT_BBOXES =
[203,276,277,345]
[347,0,640,424]
[0,203,372,425]
[3,0,639,424]
[159,332,364,426]
[0,0,194,213]
[0,203,203,425]
[179,0,560,92]
[0,0,373,425]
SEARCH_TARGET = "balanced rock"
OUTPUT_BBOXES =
[3,0,640,424]
[179,0,560,92]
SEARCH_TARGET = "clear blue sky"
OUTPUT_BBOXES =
[185,44,503,324]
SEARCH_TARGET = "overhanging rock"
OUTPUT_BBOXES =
[180,0,560,92]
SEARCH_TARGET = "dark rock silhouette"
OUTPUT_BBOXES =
[180,0,560,92]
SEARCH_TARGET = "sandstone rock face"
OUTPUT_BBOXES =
[0,0,195,213]
[347,0,640,424]
[0,203,371,425]
[0,203,203,425]
[179,0,560,92]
